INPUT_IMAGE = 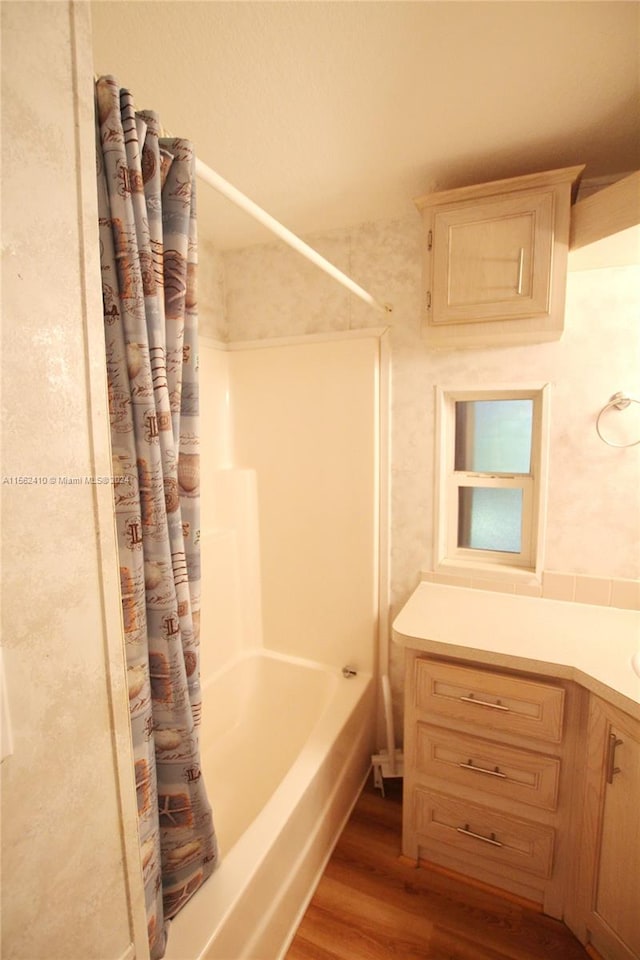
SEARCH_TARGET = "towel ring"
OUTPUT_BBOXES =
[596,392,640,448]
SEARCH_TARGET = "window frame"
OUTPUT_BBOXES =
[434,384,550,580]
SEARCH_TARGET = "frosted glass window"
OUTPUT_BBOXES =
[455,400,533,473]
[458,487,523,554]
[436,385,548,572]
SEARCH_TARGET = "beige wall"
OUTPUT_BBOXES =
[1,4,147,958]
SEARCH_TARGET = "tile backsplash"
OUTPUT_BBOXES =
[422,569,640,610]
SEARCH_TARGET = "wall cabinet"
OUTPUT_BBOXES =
[576,697,640,960]
[402,653,581,918]
[414,165,584,348]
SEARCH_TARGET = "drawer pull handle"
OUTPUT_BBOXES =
[457,824,503,847]
[516,247,525,295]
[606,733,624,784]
[460,759,507,779]
[460,693,510,711]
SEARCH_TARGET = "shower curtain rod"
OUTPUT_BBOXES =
[194,158,392,315]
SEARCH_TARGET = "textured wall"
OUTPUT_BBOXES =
[1,4,146,958]
[198,240,227,341]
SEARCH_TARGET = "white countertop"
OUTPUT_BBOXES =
[392,582,640,716]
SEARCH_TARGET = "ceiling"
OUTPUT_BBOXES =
[91,1,640,250]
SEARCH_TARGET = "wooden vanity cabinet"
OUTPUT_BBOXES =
[402,653,583,918]
[403,651,640,959]
[414,165,584,348]
[573,697,640,960]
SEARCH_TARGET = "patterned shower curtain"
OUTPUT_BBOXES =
[95,76,217,959]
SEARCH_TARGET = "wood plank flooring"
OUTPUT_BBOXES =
[285,778,590,960]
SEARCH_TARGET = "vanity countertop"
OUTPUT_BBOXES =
[393,582,640,717]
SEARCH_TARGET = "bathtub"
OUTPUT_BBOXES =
[163,649,375,960]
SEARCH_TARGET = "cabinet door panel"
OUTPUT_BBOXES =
[589,704,640,958]
[446,213,536,304]
[431,190,554,324]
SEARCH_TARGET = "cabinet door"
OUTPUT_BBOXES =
[583,698,640,960]
[431,190,555,325]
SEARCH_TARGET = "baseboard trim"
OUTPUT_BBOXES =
[417,856,544,913]
[585,945,605,960]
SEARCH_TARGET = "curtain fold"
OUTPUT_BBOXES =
[95,75,217,960]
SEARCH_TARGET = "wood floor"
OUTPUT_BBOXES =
[285,778,590,960]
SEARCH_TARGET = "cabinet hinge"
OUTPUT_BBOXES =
[426,291,431,310]
[427,230,433,251]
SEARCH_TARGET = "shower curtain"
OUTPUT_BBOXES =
[95,76,217,959]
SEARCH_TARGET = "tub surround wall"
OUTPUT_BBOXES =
[198,342,264,679]
[228,335,381,674]
[199,464,264,680]
[198,333,382,679]
[1,4,146,958]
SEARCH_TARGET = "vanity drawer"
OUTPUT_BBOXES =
[414,787,555,879]
[415,724,561,811]
[414,659,565,743]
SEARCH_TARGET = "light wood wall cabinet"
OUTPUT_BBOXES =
[573,697,640,960]
[402,653,583,918]
[414,165,584,348]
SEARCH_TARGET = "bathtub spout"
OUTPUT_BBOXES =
[342,665,358,679]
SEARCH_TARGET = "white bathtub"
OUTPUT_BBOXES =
[163,649,375,960]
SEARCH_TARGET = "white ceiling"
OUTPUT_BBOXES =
[91,1,640,250]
